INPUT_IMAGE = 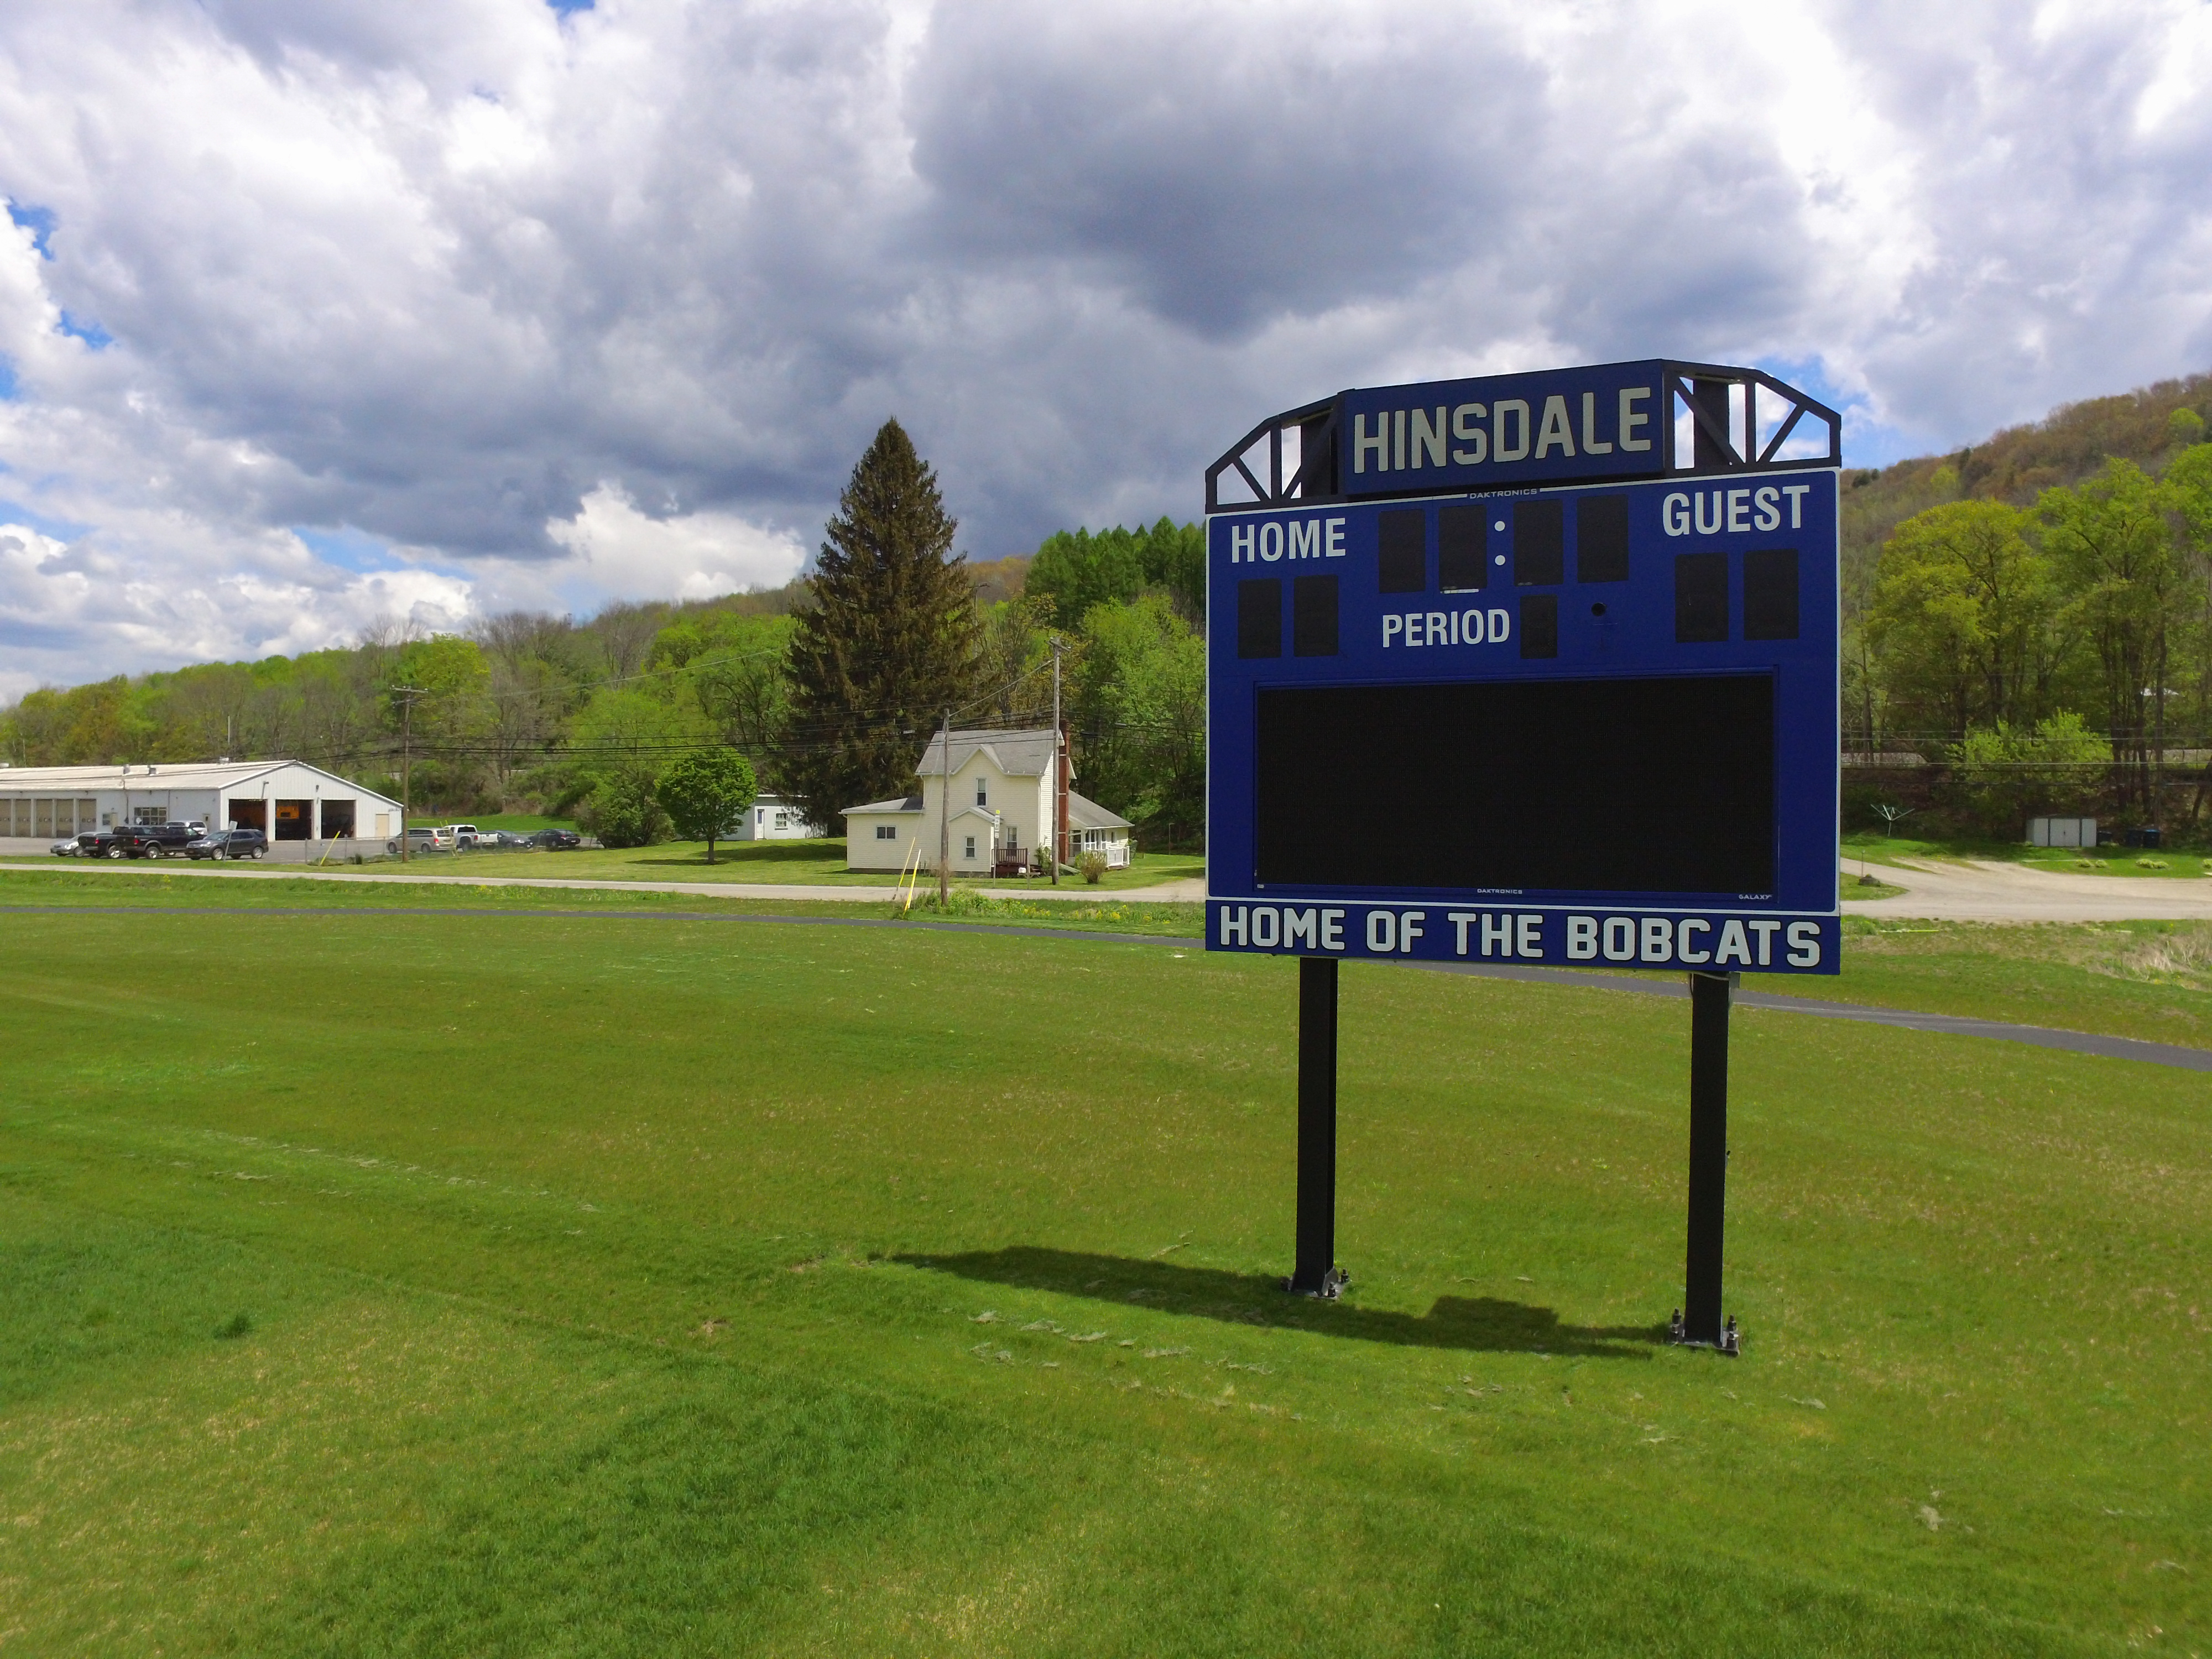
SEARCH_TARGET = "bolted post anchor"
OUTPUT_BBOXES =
[1668,1308,1742,1355]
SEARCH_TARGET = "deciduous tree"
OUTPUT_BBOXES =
[655,748,758,863]
[1867,499,2062,739]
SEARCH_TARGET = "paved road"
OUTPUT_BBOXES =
[0,858,1207,904]
[1850,857,2212,922]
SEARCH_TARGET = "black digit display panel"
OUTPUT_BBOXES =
[1254,674,1774,894]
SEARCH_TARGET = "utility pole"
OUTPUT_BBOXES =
[937,707,951,907]
[392,685,425,863]
[1049,635,1062,885]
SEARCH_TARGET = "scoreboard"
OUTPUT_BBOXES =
[1204,467,1842,974]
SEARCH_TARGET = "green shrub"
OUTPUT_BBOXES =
[1947,712,2106,836]
[578,776,670,848]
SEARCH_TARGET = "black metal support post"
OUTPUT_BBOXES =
[1680,971,1734,1349]
[1290,956,1344,1298]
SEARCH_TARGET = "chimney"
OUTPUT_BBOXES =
[1056,722,1070,870]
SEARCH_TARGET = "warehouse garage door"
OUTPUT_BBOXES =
[273,800,312,841]
[319,799,356,838]
[228,800,266,831]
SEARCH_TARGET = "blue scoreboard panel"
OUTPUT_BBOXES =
[1204,468,1841,974]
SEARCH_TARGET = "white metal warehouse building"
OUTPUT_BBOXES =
[0,760,405,857]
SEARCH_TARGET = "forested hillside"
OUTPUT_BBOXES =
[1840,371,2212,834]
[10,368,2212,846]
[0,506,1214,844]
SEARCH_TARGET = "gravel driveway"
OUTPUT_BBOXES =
[1851,857,2212,922]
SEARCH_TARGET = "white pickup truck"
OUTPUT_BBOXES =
[439,823,491,849]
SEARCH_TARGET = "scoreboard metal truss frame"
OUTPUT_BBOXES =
[1206,361,1842,515]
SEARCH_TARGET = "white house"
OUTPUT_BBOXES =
[730,793,816,841]
[0,759,405,858]
[843,727,1133,875]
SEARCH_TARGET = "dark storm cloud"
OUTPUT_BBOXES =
[906,6,1545,336]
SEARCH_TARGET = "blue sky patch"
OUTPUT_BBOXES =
[0,495,89,541]
[547,0,593,13]
[294,525,408,573]
[6,200,56,259]
[0,357,16,400]
[58,311,113,350]
[1750,353,1916,472]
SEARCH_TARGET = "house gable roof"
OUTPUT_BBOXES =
[841,794,925,817]
[1066,790,1133,832]
[913,727,1060,781]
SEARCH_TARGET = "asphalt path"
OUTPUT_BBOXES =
[7,893,2204,1074]
[1420,959,2212,1073]
[16,854,2208,920]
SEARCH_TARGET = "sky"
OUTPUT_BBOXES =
[1,0,2209,695]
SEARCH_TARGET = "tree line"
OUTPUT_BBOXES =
[0,418,1209,849]
[1849,399,2212,835]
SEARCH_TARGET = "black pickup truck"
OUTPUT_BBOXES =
[95,823,200,859]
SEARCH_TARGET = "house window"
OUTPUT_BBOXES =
[875,825,897,841]
[975,780,987,806]
[963,836,976,859]
[774,811,789,829]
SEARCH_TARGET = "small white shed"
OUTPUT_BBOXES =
[2027,816,2098,848]
[731,794,816,841]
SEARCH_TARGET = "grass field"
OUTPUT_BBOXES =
[442,836,1207,891]
[1845,831,2212,880]
[2,889,2206,1655]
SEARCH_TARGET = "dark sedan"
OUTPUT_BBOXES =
[186,828,268,860]
[531,828,583,849]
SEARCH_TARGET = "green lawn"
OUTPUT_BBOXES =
[2,902,2205,1654]
[445,835,1206,891]
[0,867,1203,938]
[1845,830,2212,880]
[1750,915,2212,1048]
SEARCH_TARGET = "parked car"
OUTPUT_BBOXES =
[385,827,454,855]
[440,823,489,848]
[530,828,583,849]
[186,828,268,860]
[51,831,102,857]
[101,823,199,859]
[478,829,532,848]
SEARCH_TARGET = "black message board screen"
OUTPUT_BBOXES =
[1255,674,1774,894]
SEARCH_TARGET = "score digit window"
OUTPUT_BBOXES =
[1253,674,1775,896]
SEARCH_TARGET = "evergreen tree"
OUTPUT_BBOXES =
[782,420,982,830]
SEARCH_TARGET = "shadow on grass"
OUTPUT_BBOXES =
[898,1246,1662,1359]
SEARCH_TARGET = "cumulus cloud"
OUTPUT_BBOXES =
[531,483,807,609]
[0,0,2205,682]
